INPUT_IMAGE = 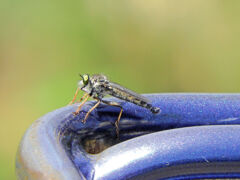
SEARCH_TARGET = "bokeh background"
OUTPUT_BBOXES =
[1,0,240,179]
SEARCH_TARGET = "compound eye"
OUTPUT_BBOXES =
[82,74,89,85]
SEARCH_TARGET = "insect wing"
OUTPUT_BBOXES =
[105,82,150,103]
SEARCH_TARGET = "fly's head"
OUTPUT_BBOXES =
[78,74,92,94]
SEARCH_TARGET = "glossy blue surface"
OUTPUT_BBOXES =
[16,94,240,179]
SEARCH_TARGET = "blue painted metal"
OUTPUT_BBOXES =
[16,94,240,179]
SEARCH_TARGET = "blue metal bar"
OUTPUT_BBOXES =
[16,94,240,179]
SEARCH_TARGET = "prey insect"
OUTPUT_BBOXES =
[69,74,161,137]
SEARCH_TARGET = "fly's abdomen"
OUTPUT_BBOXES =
[108,87,160,114]
[132,98,160,114]
[140,101,160,114]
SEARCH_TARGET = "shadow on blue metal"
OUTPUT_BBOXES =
[16,94,240,179]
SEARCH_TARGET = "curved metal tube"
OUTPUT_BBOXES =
[16,94,240,179]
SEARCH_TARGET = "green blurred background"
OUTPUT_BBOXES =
[1,0,240,179]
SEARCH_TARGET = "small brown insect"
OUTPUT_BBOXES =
[69,74,160,137]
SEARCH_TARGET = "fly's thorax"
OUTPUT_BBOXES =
[91,74,108,83]
[91,82,108,99]
[89,75,109,98]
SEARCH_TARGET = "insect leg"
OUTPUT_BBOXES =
[102,100,123,138]
[76,93,88,103]
[68,88,80,105]
[82,99,101,124]
[73,94,90,115]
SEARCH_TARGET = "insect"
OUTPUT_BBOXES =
[69,74,161,137]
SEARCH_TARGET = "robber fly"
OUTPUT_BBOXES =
[69,74,160,137]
